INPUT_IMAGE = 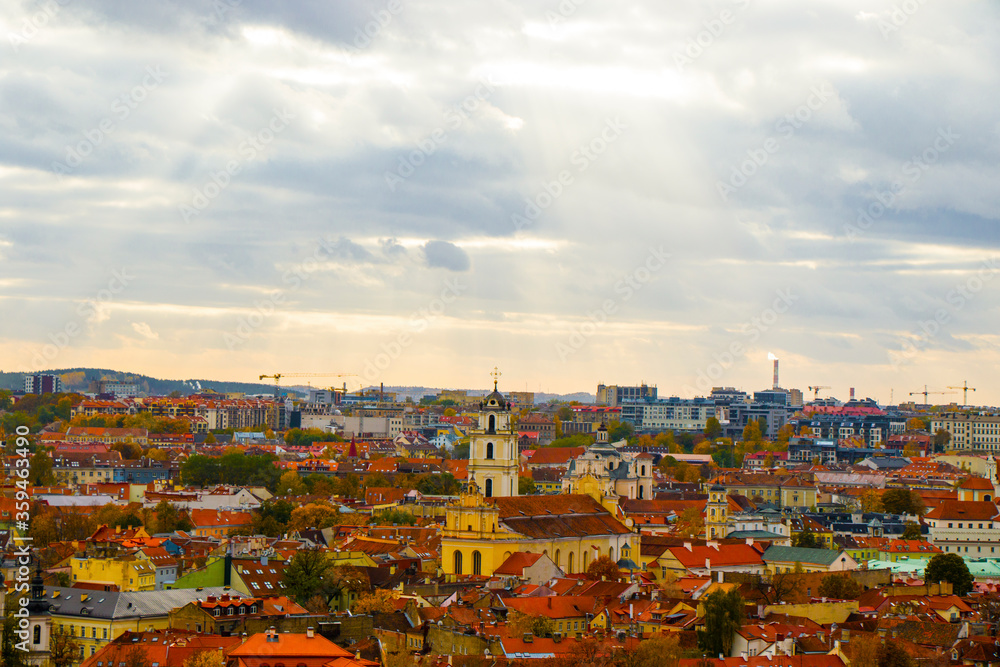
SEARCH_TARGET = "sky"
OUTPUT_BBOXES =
[2,0,999,405]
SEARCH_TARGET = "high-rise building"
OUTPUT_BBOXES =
[24,373,62,394]
[595,383,656,407]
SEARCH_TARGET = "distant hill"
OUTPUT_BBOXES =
[1,368,277,396]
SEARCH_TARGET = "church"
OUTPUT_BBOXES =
[561,423,654,506]
[440,375,635,578]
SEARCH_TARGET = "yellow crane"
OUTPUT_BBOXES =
[258,373,358,399]
[908,385,955,404]
[947,381,977,406]
[808,385,830,400]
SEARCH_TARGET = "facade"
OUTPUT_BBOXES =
[620,397,725,432]
[925,476,1000,555]
[596,383,656,407]
[440,491,633,578]
[932,413,1000,452]
[24,373,63,394]
[70,557,156,592]
[708,473,817,509]
[466,382,519,499]
[788,415,907,447]
[561,425,654,501]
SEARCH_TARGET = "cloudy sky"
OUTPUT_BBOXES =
[3,0,999,405]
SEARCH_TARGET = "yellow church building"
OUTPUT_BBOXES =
[441,374,635,578]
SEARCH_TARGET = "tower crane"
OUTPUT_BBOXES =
[808,385,830,400]
[258,373,359,399]
[947,381,977,406]
[908,385,956,404]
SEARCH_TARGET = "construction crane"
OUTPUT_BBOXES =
[808,385,830,400]
[259,373,358,399]
[909,385,956,404]
[947,381,977,406]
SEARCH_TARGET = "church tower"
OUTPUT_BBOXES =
[468,369,519,498]
[705,483,729,539]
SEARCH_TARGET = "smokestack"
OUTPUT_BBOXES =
[850,387,855,400]
[768,353,779,389]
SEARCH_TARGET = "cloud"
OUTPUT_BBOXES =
[131,322,159,340]
[422,241,471,272]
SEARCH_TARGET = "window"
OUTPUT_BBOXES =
[485,479,493,497]
[454,551,463,575]
[486,442,494,460]
[472,551,482,576]
[33,626,40,645]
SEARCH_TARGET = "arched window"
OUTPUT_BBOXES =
[638,485,644,499]
[987,494,993,502]
[489,415,496,432]
[582,551,590,571]
[567,552,575,573]
[486,442,494,460]
[454,551,463,574]
[32,626,40,645]
[641,465,646,476]
[485,478,493,497]
[555,549,561,567]
[472,551,482,576]
[609,546,615,562]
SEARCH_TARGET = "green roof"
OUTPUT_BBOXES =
[763,545,848,567]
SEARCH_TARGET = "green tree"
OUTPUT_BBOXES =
[792,529,818,549]
[818,574,861,600]
[924,553,973,595]
[697,589,744,657]
[933,428,952,453]
[28,449,55,486]
[153,501,192,534]
[882,489,925,516]
[704,417,722,439]
[47,627,79,667]
[607,420,634,442]
[902,522,922,540]
[518,476,537,495]
[280,548,336,603]
[372,509,416,526]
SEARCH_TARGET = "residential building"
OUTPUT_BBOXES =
[24,373,63,394]
[620,396,725,432]
[596,383,656,407]
[70,557,156,592]
[932,413,1000,452]
[762,546,857,574]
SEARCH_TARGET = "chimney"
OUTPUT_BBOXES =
[773,357,779,389]
[850,387,855,400]
[684,542,692,551]
[306,627,314,638]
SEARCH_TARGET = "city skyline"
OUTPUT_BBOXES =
[3,2,999,404]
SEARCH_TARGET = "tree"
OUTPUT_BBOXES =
[153,501,192,534]
[850,634,881,667]
[48,628,80,667]
[518,476,537,495]
[183,651,224,667]
[924,553,974,595]
[776,423,795,442]
[507,611,554,638]
[607,420,634,442]
[704,417,722,439]
[902,522,922,540]
[742,420,762,443]
[878,640,914,667]
[585,555,622,582]
[933,429,952,453]
[288,502,341,531]
[353,588,399,614]
[698,589,744,657]
[882,489,924,516]
[792,529,818,549]
[280,548,336,603]
[28,449,55,486]
[818,574,861,599]
[906,417,929,431]
[371,509,416,526]
[279,470,307,496]
[675,507,704,538]
[860,489,884,513]
[630,632,681,667]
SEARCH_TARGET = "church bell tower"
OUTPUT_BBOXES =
[467,368,520,498]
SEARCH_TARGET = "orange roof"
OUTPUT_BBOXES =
[959,476,995,490]
[503,595,598,619]
[925,500,1000,522]
[189,509,253,527]
[528,447,585,465]
[668,543,765,569]
[228,631,362,662]
[494,552,544,576]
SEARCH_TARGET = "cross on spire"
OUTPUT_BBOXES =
[491,366,502,390]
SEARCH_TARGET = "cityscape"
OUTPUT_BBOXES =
[3,1,1000,667]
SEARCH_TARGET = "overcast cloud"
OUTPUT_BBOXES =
[2,0,999,403]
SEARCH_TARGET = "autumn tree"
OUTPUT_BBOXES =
[818,574,861,599]
[288,502,341,531]
[860,489,883,513]
[49,628,81,667]
[932,429,952,453]
[585,555,622,582]
[704,417,722,439]
[507,610,554,638]
[742,420,763,443]
[279,470,307,496]
[280,548,337,603]
[183,650,224,667]
[675,507,704,538]
[905,417,929,431]
[902,522,922,540]
[850,634,881,667]
[28,449,55,486]
[630,632,681,667]
[353,588,399,615]
[881,489,924,516]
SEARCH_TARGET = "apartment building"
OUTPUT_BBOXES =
[931,413,1000,452]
